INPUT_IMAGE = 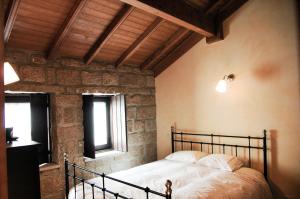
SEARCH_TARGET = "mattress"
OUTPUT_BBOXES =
[68,159,272,199]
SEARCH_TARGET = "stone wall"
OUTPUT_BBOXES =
[4,49,157,199]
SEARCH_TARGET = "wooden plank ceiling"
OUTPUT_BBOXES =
[4,0,247,76]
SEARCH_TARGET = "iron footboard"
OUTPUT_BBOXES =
[64,154,172,199]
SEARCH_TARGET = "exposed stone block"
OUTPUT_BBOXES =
[56,125,84,144]
[5,50,28,63]
[128,133,145,146]
[60,58,84,68]
[57,69,81,85]
[55,95,82,107]
[5,83,65,93]
[127,120,133,133]
[19,65,46,83]
[103,72,119,86]
[82,71,102,85]
[141,95,155,106]
[63,107,77,124]
[144,131,156,144]
[126,107,136,120]
[137,106,156,119]
[40,169,64,197]
[145,119,156,131]
[126,94,154,106]
[134,120,145,132]
[46,68,56,84]
[146,76,155,88]
[120,74,146,87]
[126,94,142,106]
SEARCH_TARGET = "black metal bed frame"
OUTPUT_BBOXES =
[64,154,172,199]
[171,127,268,179]
[65,127,268,199]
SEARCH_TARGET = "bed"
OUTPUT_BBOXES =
[65,127,272,199]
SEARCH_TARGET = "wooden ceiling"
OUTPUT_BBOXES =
[4,0,247,76]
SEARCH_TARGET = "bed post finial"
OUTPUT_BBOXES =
[165,180,172,199]
[64,153,69,162]
[171,126,175,133]
[171,126,175,153]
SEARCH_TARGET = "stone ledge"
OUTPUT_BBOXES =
[39,163,60,172]
[84,150,125,162]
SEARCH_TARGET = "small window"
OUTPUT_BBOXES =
[93,97,111,150]
[83,94,127,159]
[5,100,31,141]
[5,93,51,164]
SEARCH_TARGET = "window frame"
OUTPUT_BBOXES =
[93,96,112,151]
[83,94,127,159]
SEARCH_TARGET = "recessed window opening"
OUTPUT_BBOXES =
[5,92,51,164]
[83,94,127,159]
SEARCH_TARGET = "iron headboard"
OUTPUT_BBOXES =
[171,127,268,180]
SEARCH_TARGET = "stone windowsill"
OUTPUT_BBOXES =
[84,150,125,162]
[39,163,60,172]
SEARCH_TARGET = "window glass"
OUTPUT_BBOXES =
[5,102,31,141]
[93,101,108,147]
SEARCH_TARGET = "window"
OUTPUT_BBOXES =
[5,93,51,164]
[5,101,31,141]
[83,94,127,159]
[93,97,111,150]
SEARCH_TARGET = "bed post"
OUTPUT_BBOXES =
[165,180,172,199]
[171,126,175,153]
[263,130,268,180]
[64,153,69,199]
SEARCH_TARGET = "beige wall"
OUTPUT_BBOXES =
[155,0,299,198]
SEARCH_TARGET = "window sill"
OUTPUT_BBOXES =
[39,163,60,172]
[84,150,125,162]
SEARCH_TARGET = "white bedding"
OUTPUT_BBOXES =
[69,159,272,199]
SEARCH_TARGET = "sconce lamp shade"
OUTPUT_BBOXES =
[216,79,227,93]
[4,62,20,85]
[215,74,234,93]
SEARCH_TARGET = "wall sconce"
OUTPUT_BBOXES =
[4,62,20,85]
[215,74,235,93]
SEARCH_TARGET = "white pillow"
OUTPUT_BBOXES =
[197,154,243,171]
[165,151,208,163]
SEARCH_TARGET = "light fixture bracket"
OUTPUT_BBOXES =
[224,74,235,81]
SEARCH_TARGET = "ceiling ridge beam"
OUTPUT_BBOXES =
[4,0,21,43]
[115,17,164,68]
[119,0,215,37]
[47,0,88,59]
[153,32,203,77]
[140,27,189,70]
[219,0,248,20]
[206,0,247,44]
[84,5,134,65]
[205,0,226,15]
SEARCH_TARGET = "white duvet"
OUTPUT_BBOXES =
[69,159,272,199]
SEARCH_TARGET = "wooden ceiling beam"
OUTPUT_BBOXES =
[115,17,164,68]
[84,5,134,65]
[4,0,21,43]
[206,0,247,44]
[154,32,203,77]
[47,0,88,59]
[219,0,248,20]
[140,27,189,70]
[119,0,215,37]
[205,0,226,15]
